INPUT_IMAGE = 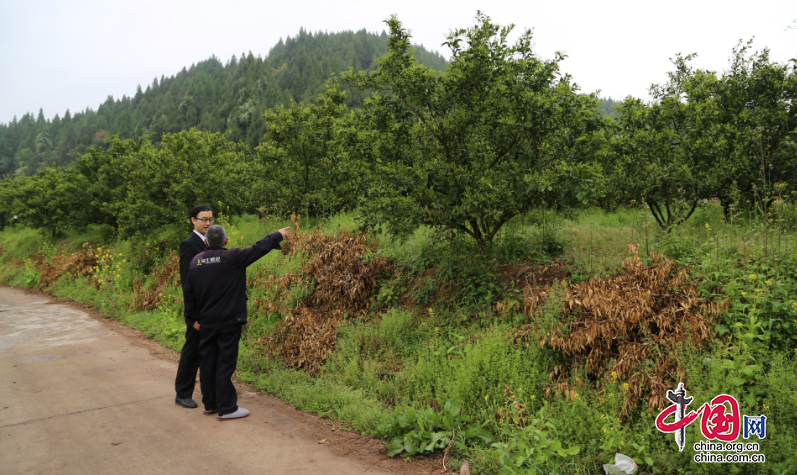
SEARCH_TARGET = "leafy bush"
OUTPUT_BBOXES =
[346,14,606,249]
[381,401,494,457]
[489,418,580,474]
[467,388,583,475]
[717,272,797,352]
[680,347,797,474]
[402,328,551,423]
[412,276,437,307]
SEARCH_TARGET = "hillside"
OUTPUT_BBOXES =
[0,29,447,176]
[1,15,795,474]
[597,96,620,116]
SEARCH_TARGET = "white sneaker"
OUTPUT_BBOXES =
[217,407,250,421]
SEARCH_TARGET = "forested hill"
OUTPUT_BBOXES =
[597,97,620,116]
[0,29,447,177]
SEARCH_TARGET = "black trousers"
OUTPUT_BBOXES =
[198,324,242,416]
[174,317,201,399]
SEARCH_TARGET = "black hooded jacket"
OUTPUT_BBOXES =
[183,232,283,329]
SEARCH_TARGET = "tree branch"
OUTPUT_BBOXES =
[399,94,452,162]
[647,201,665,228]
[485,212,515,243]
[488,133,523,169]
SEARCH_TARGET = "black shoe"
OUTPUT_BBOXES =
[175,396,198,408]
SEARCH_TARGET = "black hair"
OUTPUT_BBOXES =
[190,204,213,220]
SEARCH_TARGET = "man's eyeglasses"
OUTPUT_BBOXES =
[195,217,214,223]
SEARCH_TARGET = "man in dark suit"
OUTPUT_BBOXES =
[174,204,214,408]
[184,224,289,420]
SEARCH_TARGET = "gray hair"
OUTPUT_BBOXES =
[205,225,227,247]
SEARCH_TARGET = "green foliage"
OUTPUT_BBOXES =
[725,273,797,352]
[606,40,797,229]
[680,347,797,474]
[597,97,620,117]
[3,203,797,474]
[22,258,40,287]
[373,272,407,308]
[130,304,186,352]
[402,327,551,424]
[49,130,265,237]
[72,134,148,229]
[257,82,363,216]
[3,14,797,475]
[3,166,89,236]
[0,30,446,176]
[412,276,437,307]
[442,245,498,309]
[381,401,494,457]
[466,389,585,475]
[490,418,580,474]
[345,13,606,248]
[123,130,262,235]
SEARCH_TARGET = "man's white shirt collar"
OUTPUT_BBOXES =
[193,230,206,244]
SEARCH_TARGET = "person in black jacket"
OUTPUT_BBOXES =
[174,204,214,409]
[184,224,290,420]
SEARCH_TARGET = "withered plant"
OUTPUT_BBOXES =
[260,214,392,374]
[32,243,99,289]
[516,244,728,415]
[133,250,179,310]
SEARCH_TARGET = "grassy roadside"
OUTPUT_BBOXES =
[2,206,796,474]
[0,213,398,433]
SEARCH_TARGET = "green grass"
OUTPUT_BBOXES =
[2,205,796,474]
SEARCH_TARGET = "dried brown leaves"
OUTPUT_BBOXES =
[33,243,99,289]
[516,244,728,415]
[260,214,392,374]
[133,250,179,310]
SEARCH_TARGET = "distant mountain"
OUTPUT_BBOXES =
[0,29,447,176]
[597,96,621,117]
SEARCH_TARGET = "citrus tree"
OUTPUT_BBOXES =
[75,130,264,236]
[4,166,88,236]
[710,42,797,210]
[257,83,364,217]
[344,13,606,248]
[118,129,261,236]
[607,43,797,229]
[609,56,715,230]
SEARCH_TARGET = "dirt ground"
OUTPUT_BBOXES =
[0,286,446,474]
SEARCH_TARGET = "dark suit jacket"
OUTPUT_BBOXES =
[179,232,206,288]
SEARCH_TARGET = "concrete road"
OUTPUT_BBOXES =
[0,287,392,474]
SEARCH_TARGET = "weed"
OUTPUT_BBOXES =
[412,276,437,307]
[4,206,797,474]
[381,401,493,457]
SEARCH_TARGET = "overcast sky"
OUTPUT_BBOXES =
[1,0,795,125]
